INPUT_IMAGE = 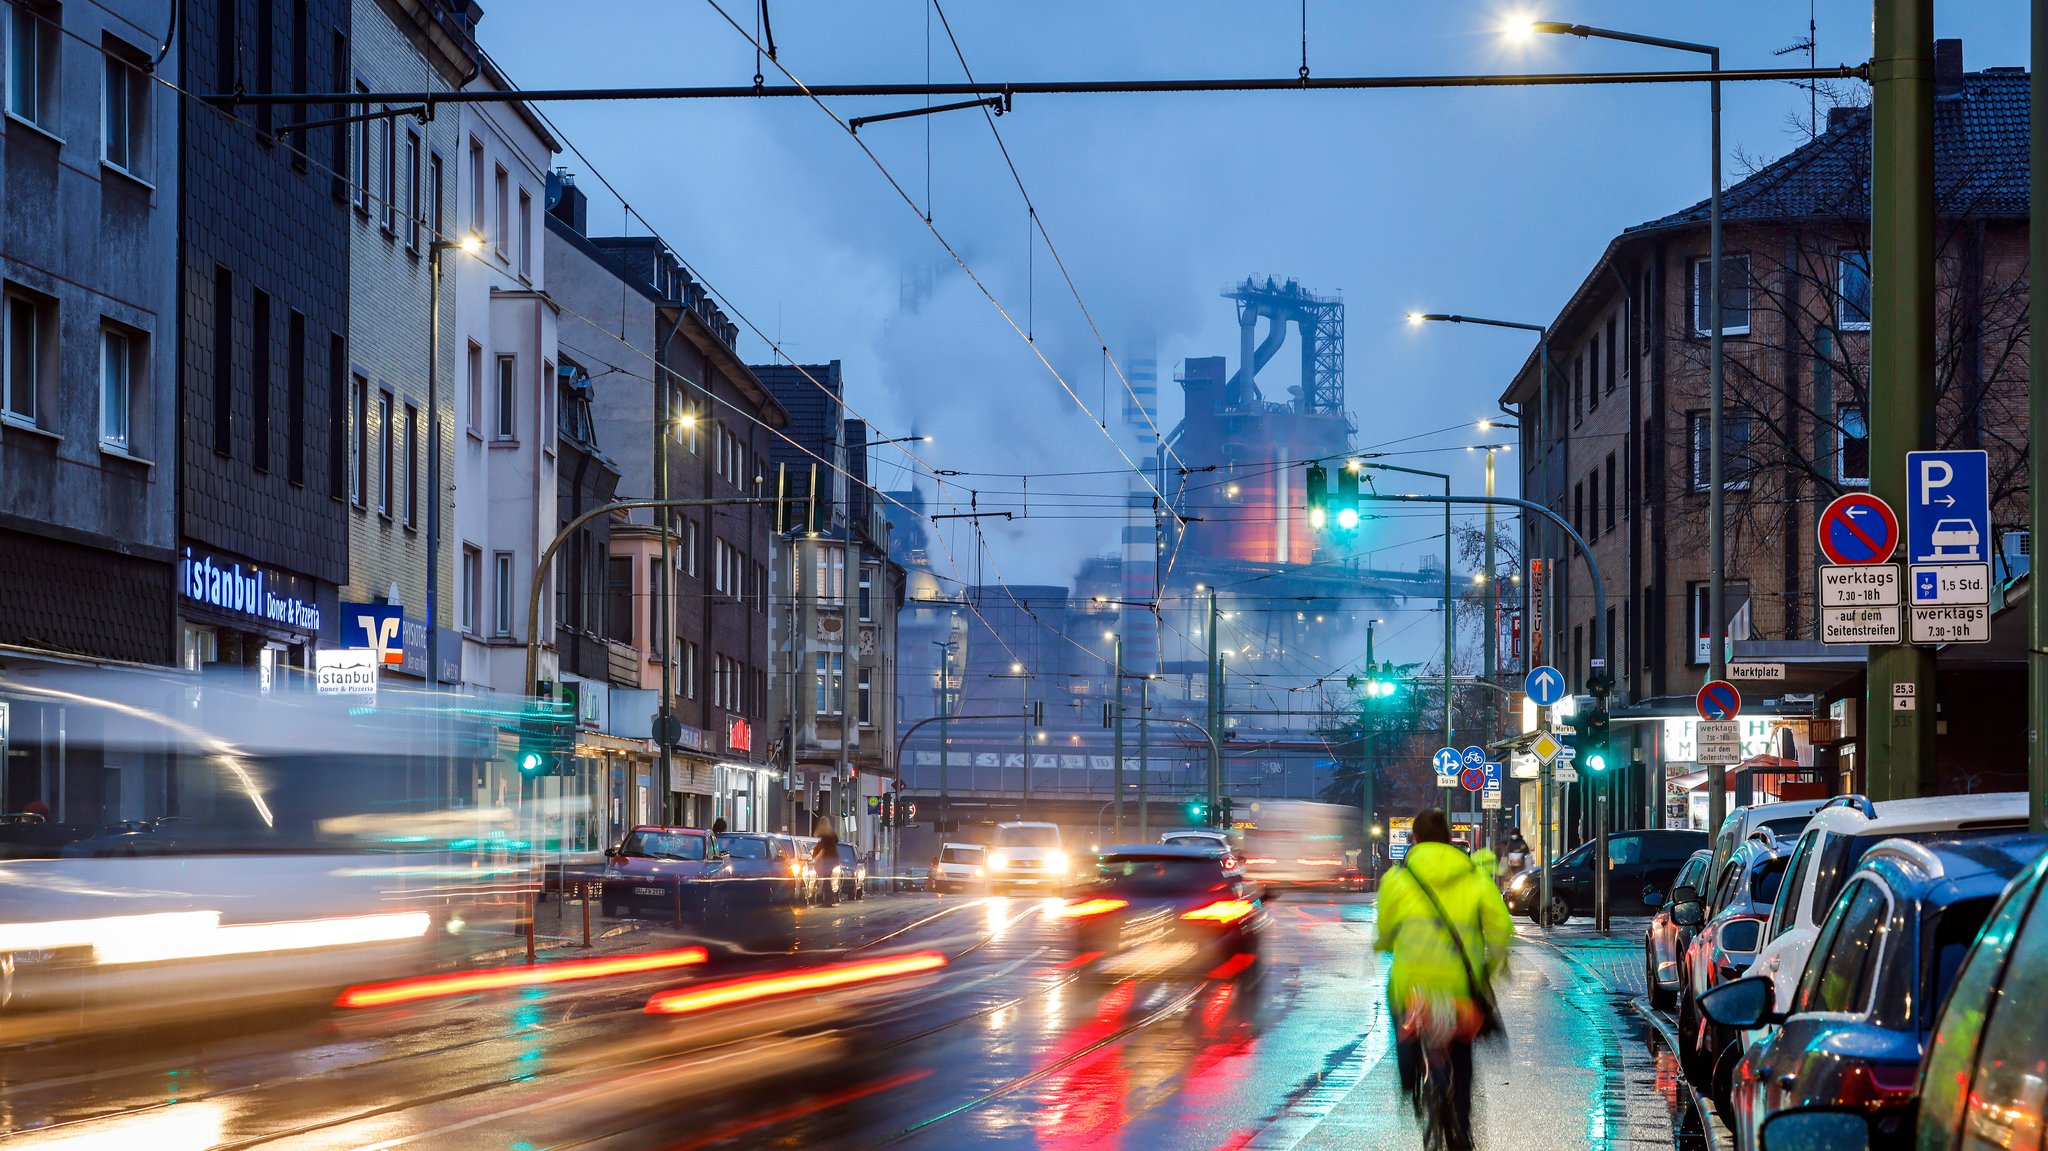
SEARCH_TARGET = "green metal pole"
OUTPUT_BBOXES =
[1866,0,1938,801]
[1112,635,1125,837]
[2031,0,2048,834]
[1207,590,1222,822]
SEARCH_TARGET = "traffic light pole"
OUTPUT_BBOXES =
[2032,0,2048,835]
[1207,590,1223,825]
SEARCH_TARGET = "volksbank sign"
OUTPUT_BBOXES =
[181,548,323,634]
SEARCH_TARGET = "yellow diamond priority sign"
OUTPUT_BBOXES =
[1530,731,1563,765]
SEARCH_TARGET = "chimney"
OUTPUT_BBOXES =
[1826,104,1863,132]
[1934,38,1963,99]
[549,170,587,235]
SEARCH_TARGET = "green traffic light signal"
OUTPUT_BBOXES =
[1586,752,1607,773]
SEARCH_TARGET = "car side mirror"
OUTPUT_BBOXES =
[1642,885,1666,908]
[1669,884,1704,926]
[1758,1109,1871,1151]
[1698,975,1782,1029]
[603,848,618,858]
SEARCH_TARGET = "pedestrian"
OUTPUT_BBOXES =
[1500,832,1531,887]
[711,817,728,836]
[1374,807,1513,1151]
[811,819,840,906]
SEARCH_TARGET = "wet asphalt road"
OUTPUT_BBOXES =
[0,894,1707,1150]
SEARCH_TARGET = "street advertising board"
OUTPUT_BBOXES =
[1904,450,1992,644]
[1528,560,1547,667]
[1696,720,1743,765]
[1388,816,1413,863]
[315,648,378,696]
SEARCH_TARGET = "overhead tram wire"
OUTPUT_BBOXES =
[927,0,1185,474]
[697,0,1186,520]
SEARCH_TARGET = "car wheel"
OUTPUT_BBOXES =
[1710,1041,1741,1124]
[1676,996,1710,1083]
[1543,893,1571,926]
[1646,943,1674,1011]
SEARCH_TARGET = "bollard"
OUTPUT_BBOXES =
[581,882,592,948]
[1595,795,1611,934]
[525,906,537,965]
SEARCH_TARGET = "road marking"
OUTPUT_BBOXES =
[1241,1006,1389,1150]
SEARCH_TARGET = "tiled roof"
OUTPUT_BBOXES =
[1627,68,2029,233]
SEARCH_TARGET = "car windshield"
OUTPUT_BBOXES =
[1922,896,1998,1027]
[1750,855,1790,904]
[1090,855,1228,895]
[619,831,706,861]
[719,836,768,860]
[941,846,983,863]
[996,825,1061,848]
[1761,815,1814,841]
[1558,843,1594,869]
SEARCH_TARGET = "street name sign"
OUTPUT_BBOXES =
[1819,564,1900,607]
[1524,665,1566,707]
[1697,680,1742,721]
[1823,605,1902,645]
[1727,662,1787,682]
[1696,720,1743,764]
[1816,492,1900,565]
[1910,604,1991,644]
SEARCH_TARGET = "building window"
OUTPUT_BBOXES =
[647,556,662,653]
[683,640,699,700]
[1839,405,1870,486]
[404,128,422,251]
[684,518,700,578]
[350,81,370,212]
[465,341,483,435]
[288,0,307,147]
[607,556,633,643]
[378,111,397,235]
[328,33,348,198]
[1605,314,1618,393]
[1586,472,1599,542]
[494,164,509,257]
[495,355,516,439]
[4,288,47,425]
[517,188,533,277]
[1689,253,1751,337]
[1604,452,1617,532]
[287,311,306,483]
[1587,333,1600,410]
[857,667,872,726]
[251,291,273,471]
[99,326,131,449]
[1837,250,1872,331]
[468,137,484,236]
[493,552,514,635]
[350,374,368,505]
[815,652,844,716]
[858,568,874,622]
[1572,356,1584,425]
[428,151,444,240]
[1687,410,1753,492]
[1573,481,1584,541]
[459,545,481,632]
[402,402,419,527]
[212,267,233,454]
[1689,581,1753,664]
[103,44,150,178]
[328,333,346,498]
[253,0,271,133]
[376,390,393,517]
[7,2,55,126]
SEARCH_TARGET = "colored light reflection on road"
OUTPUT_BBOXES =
[337,946,709,1007]
[644,950,948,1015]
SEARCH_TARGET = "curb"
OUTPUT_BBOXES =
[1628,995,1728,1151]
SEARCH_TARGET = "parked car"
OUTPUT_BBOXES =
[1707,799,1827,885]
[716,832,805,906]
[832,840,866,901]
[1503,828,1707,924]
[1674,834,1789,1087]
[1645,848,1713,1010]
[987,821,1068,893]
[1059,843,1267,974]
[1699,832,2047,1151]
[932,842,987,893]
[600,826,723,920]
[1745,792,2032,1021]
[1160,828,1231,851]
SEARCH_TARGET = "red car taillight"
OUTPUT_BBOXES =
[1058,898,1129,919]
[1836,1062,1919,1107]
[1182,899,1255,925]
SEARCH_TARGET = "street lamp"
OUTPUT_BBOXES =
[423,232,485,691]
[1525,17,1728,823]
[849,433,933,449]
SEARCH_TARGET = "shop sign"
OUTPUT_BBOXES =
[315,648,378,696]
[726,715,753,754]
[181,547,322,634]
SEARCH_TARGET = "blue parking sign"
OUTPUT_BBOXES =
[1904,450,1990,566]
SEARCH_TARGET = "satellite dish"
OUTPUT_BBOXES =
[544,169,564,211]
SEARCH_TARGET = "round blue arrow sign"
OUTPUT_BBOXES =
[1432,747,1462,776]
[1524,665,1566,707]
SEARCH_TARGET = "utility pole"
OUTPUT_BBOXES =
[935,640,954,835]
[1206,590,1222,822]
[1482,447,1499,849]
[2031,0,2048,834]
[1112,634,1125,837]
[1138,676,1151,839]
[1866,0,1938,801]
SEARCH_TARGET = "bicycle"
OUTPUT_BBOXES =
[1400,992,1474,1151]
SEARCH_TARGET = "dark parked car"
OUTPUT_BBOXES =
[832,841,866,902]
[600,826,723,920]
[1645,848,1712,1010]
[1675,834,1789,1088]
[1699,831,2048,1151]
[1059,844,1267,975]
[716,833,805,906]
[1504,828,1707,924]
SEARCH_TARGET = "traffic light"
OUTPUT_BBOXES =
[1347,662,1399,700]
[901,800,918,826]
[1187,798,1210,825]
[1333,462,1361,531]
[515,699,574,777]
[1306,464,1330,529]
[1584,703,1611,772]
[1218,797,1235,827]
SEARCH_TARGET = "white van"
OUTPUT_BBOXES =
[987,821,1067,892]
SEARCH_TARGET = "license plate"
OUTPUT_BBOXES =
[633,886,664,897]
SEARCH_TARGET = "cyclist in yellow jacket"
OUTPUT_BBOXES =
[1375,808,1513,1150]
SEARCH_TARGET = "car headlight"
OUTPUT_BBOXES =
[972,867,984,878]
[1047,852,1068,874]
[1509,872,1532,891]
[989,852,1009,870]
